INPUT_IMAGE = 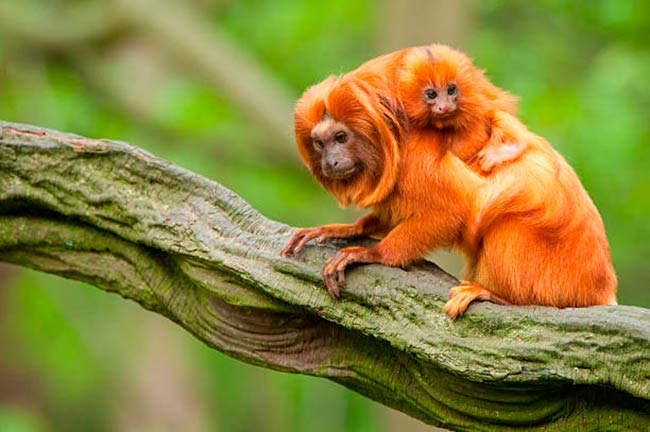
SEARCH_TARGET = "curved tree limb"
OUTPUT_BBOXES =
[0,121,648,431]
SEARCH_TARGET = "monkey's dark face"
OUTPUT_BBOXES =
[422,82,459,118]
[311,114,374,180]
[294,74,401,208]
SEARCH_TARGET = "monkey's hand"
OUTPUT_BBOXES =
[322,246,380,299]
[478,141,525,172]
[281,214,382,257]
[281,226,334,257]
[479,110,529,172]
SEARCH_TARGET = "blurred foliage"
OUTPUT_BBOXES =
[0,1,648,431]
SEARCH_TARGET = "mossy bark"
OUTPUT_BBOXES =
[1,121,648,431]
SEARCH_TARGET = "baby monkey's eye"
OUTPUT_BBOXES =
[313,140,323,151]
[425,89,437,100]
[335,132,348,144]
[447,84,457,95]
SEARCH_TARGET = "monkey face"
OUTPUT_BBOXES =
[310,115,361,180]
[422,82,459,118]
[294,75,401,208]
[399,44,518,131]
[399,45,482,129]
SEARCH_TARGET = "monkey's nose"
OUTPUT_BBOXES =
[322,157,355,179]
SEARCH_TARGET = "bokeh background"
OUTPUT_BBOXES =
[0,1,648,431]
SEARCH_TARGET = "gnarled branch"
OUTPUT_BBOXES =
[1,121,648,431]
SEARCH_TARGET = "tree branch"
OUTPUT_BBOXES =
[0,121,648,431]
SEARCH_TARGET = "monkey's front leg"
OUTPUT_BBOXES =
[323,216,458,298]
[281,213,382,257]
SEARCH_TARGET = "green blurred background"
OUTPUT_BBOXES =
[0,1,648,431]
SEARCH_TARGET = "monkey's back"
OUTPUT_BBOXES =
[473,139,617,307]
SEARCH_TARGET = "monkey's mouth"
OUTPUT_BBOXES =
[430,109,455,119]
[323,166,358,180]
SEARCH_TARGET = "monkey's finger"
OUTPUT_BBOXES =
[337,268,346,288]
[323,259,336,275]
[444,293,473,319]
[443,300,461,320]
[326,252,345,270]
[289,232,319,255]
[294,229,326,254]
[456,295,474,316]
[282,227,328,256]
[280,237,294,255]
[327,284,340,300]
[332,257,350,284]
[444,297,465,319]
[280,243,295,256]
[280,245,293,256]
[280,233,304,256]
[334,254,352,270]
[291,235,312,255]
[322,271,340,299]
[327,275,341,299]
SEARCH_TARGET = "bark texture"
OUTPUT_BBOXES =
[0,121,648,431]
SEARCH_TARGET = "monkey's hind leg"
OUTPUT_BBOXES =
[444,280,511,319]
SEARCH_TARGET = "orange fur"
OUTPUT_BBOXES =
[283,45,617,317]
[396,44,617,316]
[282,73,482,299]
[397,44,521,172]
[292,75,402,208]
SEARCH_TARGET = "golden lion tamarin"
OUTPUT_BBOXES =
[283,45,617,318]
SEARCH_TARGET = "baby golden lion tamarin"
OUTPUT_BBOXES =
[398,44,523,173]
[396,44,616,316]
[282,45,617,318]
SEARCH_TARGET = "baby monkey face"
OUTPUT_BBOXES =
[422,81,459,117]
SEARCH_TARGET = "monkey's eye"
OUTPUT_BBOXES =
[447,84,457,96]
[313,140,323,151]
[335,132,347,144]
[424,89,437,100]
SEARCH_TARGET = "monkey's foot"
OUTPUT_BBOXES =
[444,280,511,319]
[322,246,378,299]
